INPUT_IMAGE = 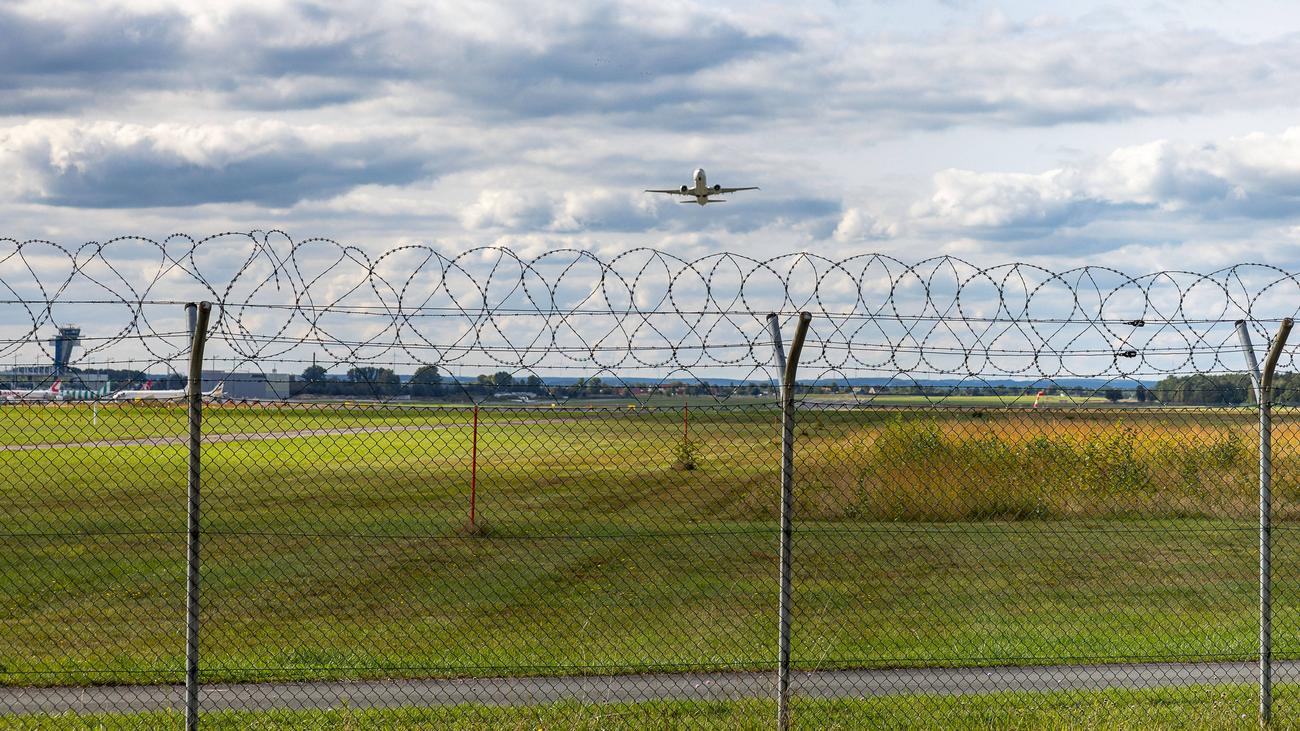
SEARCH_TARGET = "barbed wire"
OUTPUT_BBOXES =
[2,231,1299,402]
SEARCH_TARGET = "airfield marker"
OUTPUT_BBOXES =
[470,404,479,530]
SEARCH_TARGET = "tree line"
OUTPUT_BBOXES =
[1150,373,1300,405]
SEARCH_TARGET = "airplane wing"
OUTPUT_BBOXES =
[714,186,759,194]
[644,189,689,195]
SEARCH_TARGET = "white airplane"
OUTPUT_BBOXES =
[110,380,225,401]
[645,168,758,206]
[0,380,63,402]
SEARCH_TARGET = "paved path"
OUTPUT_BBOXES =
[3,661,1294,715]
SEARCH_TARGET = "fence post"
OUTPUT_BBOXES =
[1237,317,1293,727]
[767,311,812,731]
[185,302,212,731]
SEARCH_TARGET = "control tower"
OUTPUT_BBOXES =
[50,326,80,375]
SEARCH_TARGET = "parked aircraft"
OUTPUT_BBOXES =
[110,381,224,401]
[0,380,61,401]
[644,168,758,206]
[58,381,113,400]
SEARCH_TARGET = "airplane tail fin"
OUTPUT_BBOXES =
[207,382,225,399]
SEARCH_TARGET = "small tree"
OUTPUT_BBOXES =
[300,365,327,395]
[1103,388,1123,403]
[672,437,699,471]
[347,366,400,397]
[409,365,443,398]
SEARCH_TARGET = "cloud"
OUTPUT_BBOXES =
[14,1,1300,133]
[833,208,896,242]
[912,127,1300,239]
[0,1,799,119]
[460,189,662,233]
[460,190,556,231]
[0,119,436,207]
[0,4,190,115]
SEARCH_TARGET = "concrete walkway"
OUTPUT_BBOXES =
[3,660,1293,715]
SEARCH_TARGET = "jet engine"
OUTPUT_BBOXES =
[713,184,722,192]
[680,185,689,193]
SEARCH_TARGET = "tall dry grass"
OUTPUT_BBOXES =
[784,410,1300,521]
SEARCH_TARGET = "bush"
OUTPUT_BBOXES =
[673,438,700,471]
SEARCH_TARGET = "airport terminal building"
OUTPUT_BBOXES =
[202,370,295,400]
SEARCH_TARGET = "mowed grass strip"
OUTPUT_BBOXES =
[3,404,1300,686]
[1,521,1285,685]
[0,685,1291,729]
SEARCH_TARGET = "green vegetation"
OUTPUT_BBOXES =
[5,686,1296,729]
[2,402,1298,697]
[1152,371,1300,405]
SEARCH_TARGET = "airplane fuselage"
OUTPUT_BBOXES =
[682,168,716,205]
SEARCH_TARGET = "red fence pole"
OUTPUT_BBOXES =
[470,403,479,529]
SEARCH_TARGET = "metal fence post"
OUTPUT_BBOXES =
[1237,317,1293,726]
[185,301,212,731]
[768,311,812,731]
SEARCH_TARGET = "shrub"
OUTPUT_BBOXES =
[673,438,700,471]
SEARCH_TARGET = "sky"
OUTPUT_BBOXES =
[5,0,1300,382]
[6,0,1300,269]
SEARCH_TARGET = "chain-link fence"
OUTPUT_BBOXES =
[3,395,1299,728]
[7,235,1300,728]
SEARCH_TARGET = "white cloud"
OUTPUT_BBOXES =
[460,190,556,230]
[832,208,895,242]
[0,119,436,207]
[912,127,1300,238]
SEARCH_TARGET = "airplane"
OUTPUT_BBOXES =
[645,168,758,206]
[59,380,114,400]
[0,380,61,402]
[110,380,225,401]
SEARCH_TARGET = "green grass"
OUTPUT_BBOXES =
[3,403,1299,690]
[2,686,1294,729]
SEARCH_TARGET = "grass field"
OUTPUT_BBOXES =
[3,401,1300,710]
[2,685,1293,729]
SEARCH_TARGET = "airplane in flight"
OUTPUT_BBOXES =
[110,380,225,401]
[645,169,758,206]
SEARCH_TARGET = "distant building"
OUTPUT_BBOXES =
[202,370,295,400]
[0,325,97,389]
[0,365,107,391]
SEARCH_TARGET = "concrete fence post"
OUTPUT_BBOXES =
[767,311,812,731]
[185,302,212,731]
[1237,317,1293,727]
